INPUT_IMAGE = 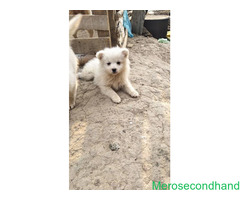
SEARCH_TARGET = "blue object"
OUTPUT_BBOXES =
[123,10,134,38]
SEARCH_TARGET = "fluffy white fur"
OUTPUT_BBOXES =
[78,47,139,103]
[69,14,82,109]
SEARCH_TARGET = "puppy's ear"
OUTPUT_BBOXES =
[96,50,104,60]
[122,48,129,57]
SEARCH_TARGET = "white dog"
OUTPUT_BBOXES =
[69,14,82,109]
[78,47,139,103]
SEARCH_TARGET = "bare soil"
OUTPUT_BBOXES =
[69,35,170,190]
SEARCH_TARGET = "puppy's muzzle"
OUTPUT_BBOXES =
[112,68,117,74]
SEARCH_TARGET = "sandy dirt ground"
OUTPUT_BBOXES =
[69,35,170,190]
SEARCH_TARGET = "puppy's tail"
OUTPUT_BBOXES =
[69,14,82,37]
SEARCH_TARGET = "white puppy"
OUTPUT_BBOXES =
[78,47,139,103]
[69,14,82,109]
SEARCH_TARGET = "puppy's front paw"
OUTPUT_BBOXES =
[129,90,139,98]
[111,95,121,104]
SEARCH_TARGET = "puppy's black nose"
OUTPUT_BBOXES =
[112,68,117,73]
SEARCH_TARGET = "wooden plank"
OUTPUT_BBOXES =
[70,37,111,54]
[97,30,109,37]
[78,55,96,66]
[69,10,92,15]
[69,15,109,30]
[106,11,112,47]
[131,10,146,35]
[92,10,107,15]
[107,10,118,47]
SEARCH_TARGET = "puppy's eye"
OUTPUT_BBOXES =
[107,62,111,65]
[117,61,121,65]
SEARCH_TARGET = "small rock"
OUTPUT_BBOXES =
[127,43,134,48]
[94,179,100,186]
[142,163,152,171]
[109,143,120,151]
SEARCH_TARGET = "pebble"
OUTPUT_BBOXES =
[109,143,120,151]
[94,179,100,186]
[127,43,134,48]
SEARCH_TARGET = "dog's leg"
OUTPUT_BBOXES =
[124,79,139,98]
[99,86,121,103]
[69,83,77,109]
